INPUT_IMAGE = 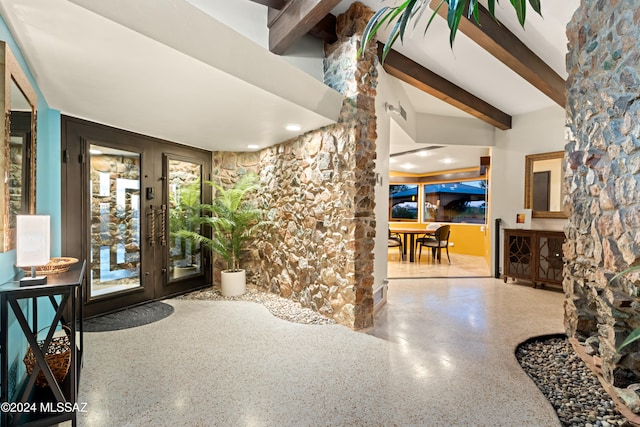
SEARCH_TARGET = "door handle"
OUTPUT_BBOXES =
[146,205,155,246]
[156,205,167,246]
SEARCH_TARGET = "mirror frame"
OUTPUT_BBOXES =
[524,151,566,219]
[0,41,38,251]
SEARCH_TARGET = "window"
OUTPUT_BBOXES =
[423,180,487,224]
[389,184,418,221]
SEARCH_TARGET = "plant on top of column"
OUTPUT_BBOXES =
[359,0,543,61]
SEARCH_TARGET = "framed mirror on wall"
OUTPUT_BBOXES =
[524,151,567,219]
[0,41,38,251]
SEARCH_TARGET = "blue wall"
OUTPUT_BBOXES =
[0,16,62,398]
[0,16,62,284]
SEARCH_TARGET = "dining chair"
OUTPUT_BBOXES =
[415,223,440,253]
[388,229,405,261]
[417,224,451,263]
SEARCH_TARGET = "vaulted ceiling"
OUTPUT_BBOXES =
[0,0,579,169]
[259,0,578,173]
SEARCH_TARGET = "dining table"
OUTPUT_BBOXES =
[390,227,436,262]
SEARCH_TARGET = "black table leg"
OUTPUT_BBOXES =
[405,233,415,262]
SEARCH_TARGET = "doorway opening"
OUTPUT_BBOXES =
[387,137,492,278]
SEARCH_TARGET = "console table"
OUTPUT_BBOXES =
[503,229,564,288]
[0,260,85,427]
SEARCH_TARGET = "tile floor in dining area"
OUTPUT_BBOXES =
[76,272,565,426]
[387,249,492,278]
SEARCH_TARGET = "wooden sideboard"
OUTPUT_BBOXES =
[503,229,565,288]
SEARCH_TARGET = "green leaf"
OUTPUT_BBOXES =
[618,326,640,352]
[510,0,526,26]
[488,0,496,17]
[448,0,467,47]
[382,30,401,62]
[358,6,391,57]
[528,0,542,16]
[362,0,541,61]
[410,0,431,31]
[609,264,640,284]
[398,0,418,42]
[423,0,446,36]
[468,0,480,23]
[447,0,460,29]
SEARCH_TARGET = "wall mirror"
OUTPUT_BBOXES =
[0,41,37,251]
[524,151,566,219]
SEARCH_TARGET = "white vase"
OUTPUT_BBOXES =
[221,270,246,297]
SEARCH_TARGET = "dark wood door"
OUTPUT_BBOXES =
[61,116,211,317]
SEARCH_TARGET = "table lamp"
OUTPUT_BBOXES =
[16,215,50,286]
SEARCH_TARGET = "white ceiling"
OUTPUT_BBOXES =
[0,0,342,151]
[388,119,489,174]
[0,0,579,166]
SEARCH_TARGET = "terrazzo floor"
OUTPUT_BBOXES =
[77,277,565,426]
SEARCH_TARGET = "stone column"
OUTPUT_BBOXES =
[324,1,377,329]
[565,1,640,391]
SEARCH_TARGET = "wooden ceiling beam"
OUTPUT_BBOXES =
[307,13,337,44]
[249,0,288,10]
[268,0,341,54]
[433,2,566,107]
[379,43,512,130]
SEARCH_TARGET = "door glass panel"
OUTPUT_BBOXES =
[89,144,141,297]
[168,159,202,280]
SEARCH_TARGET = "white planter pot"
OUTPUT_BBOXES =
[221,269,246,297]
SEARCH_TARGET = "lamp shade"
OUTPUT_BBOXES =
[16,215,50,267]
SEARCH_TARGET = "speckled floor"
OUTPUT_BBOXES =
[77,277,564,426]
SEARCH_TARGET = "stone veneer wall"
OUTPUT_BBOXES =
[212,2,377,329]
[564,1,640,396]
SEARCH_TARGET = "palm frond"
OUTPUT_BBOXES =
[608,264,640,352]
[619,326,640,352]
[359,0,544,60]
[182,172,271,271]
[510,0,527,26]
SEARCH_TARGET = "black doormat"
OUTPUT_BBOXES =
[84,301,174,332]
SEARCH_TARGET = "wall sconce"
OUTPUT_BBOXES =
[384,102,407,120]
[16,215,50,286]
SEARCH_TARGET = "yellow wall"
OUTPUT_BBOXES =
[390,223,486,256]
[389,166,489,258]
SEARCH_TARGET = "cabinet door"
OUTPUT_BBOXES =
[536,233,564,285]
[504,232,533,279]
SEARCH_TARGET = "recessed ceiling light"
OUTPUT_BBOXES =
[89,149,102,155]
[285,124,301,131]
[247,144,259,150]
[441,158,453,164]
[417,150,429,157]
[401,163,415,170]
[389,158,397,164]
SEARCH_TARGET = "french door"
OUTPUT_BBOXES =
[62,117,211,317]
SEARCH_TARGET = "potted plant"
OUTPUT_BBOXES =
[169,180,202,278]
[181,172,269,296]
